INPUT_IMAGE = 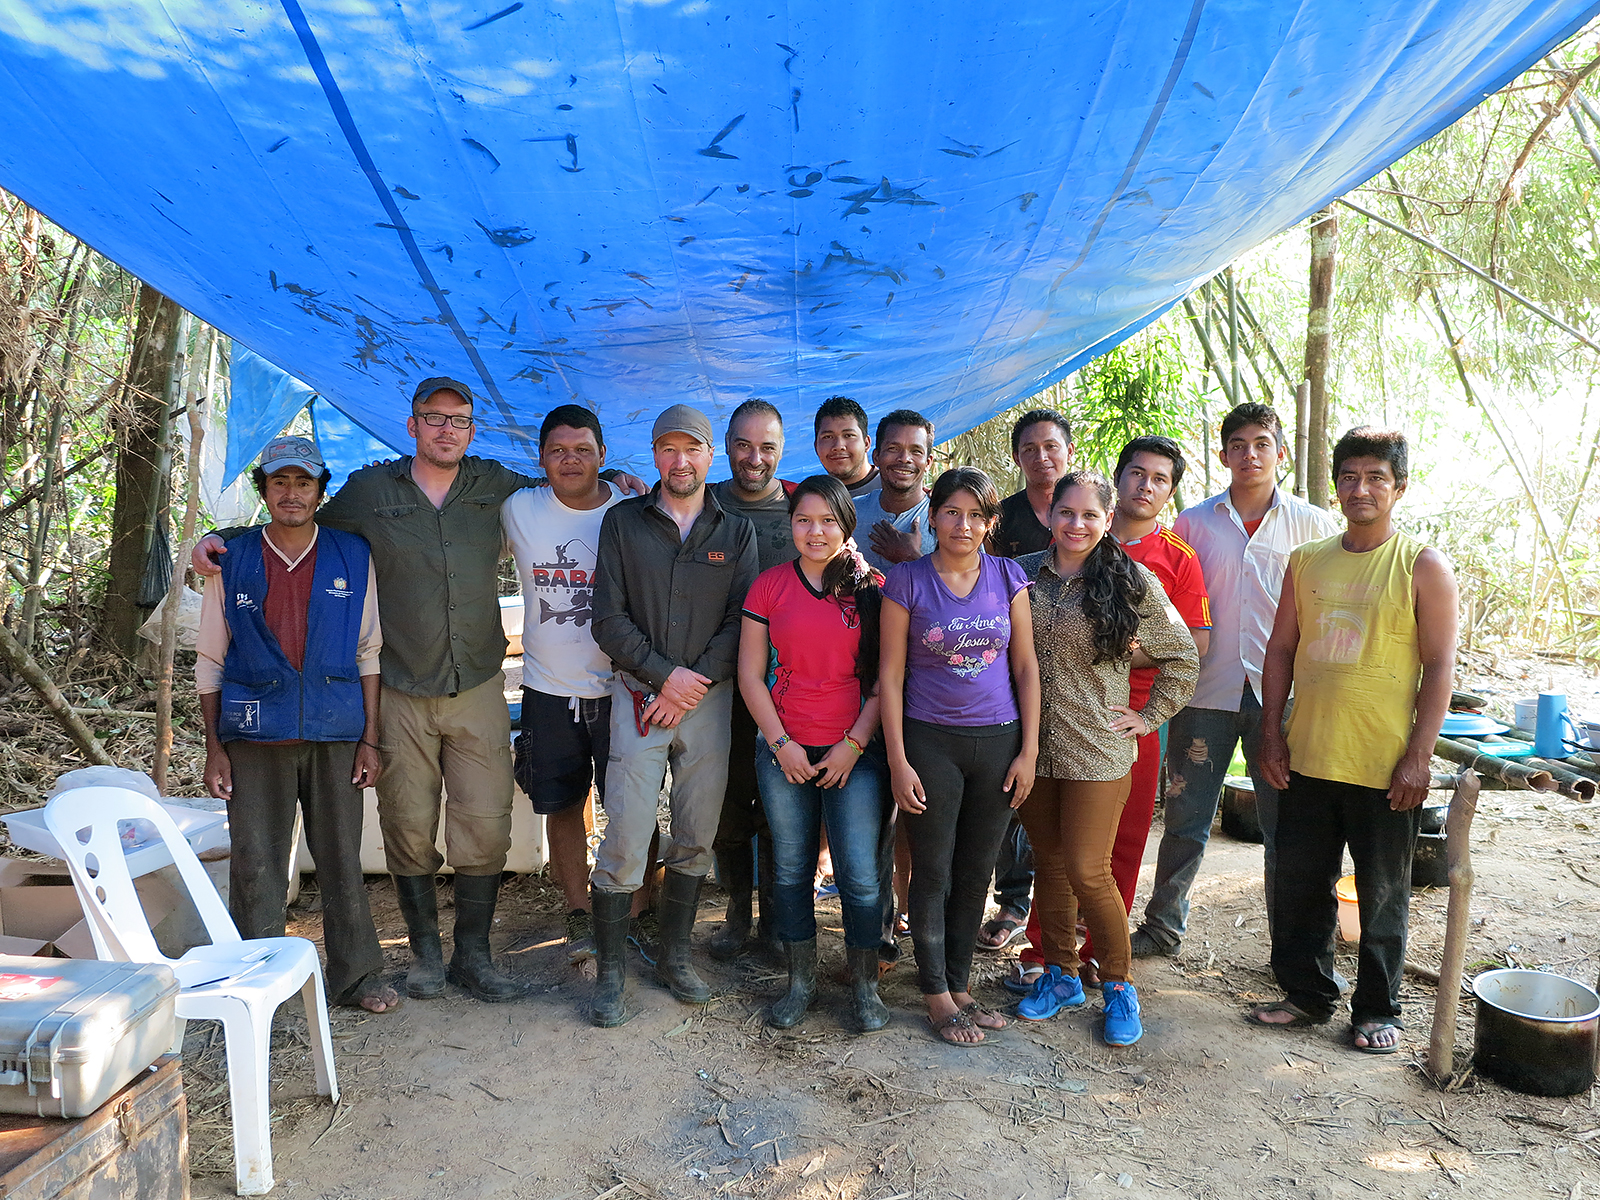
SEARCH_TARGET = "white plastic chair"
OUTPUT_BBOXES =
[44,785,338,1196]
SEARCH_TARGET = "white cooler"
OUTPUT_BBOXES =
[0,956,178,1119]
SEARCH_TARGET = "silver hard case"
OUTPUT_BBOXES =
[0,954,179,1118]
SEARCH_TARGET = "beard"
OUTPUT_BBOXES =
[664,471,703,498]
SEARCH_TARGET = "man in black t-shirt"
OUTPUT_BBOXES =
[980,409,1073,963]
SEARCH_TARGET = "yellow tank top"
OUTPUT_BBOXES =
[1284,530,1423,790]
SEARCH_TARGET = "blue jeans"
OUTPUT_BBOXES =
[755,741,886,948]
[991,815,1033,916]
[1140,685,1281,948]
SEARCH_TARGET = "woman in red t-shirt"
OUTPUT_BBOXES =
[739,474,888,1033]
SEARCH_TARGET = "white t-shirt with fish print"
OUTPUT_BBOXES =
[502,484,624,699]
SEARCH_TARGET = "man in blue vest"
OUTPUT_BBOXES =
[197,436,398,1012]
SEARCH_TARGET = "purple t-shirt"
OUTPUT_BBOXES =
[883,552,1031,727]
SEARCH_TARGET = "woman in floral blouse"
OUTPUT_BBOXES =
[1015,470,1198,1046]
[880,467,1041,1046]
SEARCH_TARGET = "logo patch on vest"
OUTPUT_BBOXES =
[226,700,262,731]
[325,577,353,599]
[234,593,257,611]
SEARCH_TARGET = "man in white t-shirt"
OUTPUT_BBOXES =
[853,409,937,576]
[501,405,624,971]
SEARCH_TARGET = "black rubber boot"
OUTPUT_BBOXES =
[654,870,712,1004]
[847,945,891,1033]
[708,848,753,961]
[590,886,633,1028]
[446,873,524,1002]
[392,874,446,999]
[768,939,817,1028]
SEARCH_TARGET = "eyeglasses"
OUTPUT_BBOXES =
[417,412,474,429]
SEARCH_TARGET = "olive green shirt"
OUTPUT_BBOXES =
[224,455,537,697]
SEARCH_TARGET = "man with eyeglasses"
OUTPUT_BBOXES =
[192,378,643,1004]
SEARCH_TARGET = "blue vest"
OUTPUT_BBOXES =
[218,527,370,742]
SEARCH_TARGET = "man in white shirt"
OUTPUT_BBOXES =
[853,409,938,575]
[1133,403,1340,958]
[501,406,624,973]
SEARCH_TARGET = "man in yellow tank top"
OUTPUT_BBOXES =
[1247,428,1458,1054]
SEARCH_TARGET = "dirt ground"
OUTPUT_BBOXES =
[5,647,1599,1199]
[184,777,1600,1200]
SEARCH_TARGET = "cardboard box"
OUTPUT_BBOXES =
[0,881,177,959]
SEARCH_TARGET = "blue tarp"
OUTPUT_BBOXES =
[2,2,1595,478]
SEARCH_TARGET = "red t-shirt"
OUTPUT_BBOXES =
[1121,524,1210,710]
[742,561,867,746]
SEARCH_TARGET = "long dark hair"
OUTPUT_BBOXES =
[789,474,881,694]
[1052,470,1146,664]
[928,466,1001,553]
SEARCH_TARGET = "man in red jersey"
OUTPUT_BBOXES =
[1014,436,1209,984]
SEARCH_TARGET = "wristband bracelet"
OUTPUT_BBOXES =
[359,739,380,751]
[844,735,865,756]
[771,734,792,752]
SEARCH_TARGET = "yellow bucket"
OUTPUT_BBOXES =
[1335,874,1360,942]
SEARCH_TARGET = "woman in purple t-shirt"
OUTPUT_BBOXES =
[880,467,1041,1045]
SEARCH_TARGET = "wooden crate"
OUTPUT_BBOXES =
[0,1056,187,1200]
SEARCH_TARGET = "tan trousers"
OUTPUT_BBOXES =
[376,676,513,876]
[1017,775,1133,983]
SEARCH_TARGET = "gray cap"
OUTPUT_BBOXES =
[651,403,714,448]
[258,434,324,476]
[411,375,476,407]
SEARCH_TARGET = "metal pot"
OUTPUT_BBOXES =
[1472,969,1600,1097]
[1219,776,1262,843]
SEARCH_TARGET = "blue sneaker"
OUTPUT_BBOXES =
[1102,981,1143,1045]
[1016,965,1087,1021]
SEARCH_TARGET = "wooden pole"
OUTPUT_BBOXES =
[1302,208,1337,508]
[0,617,114,766]
[153,327,212,793]
[1427,770,1481,1086]
[1293,380,1310,498]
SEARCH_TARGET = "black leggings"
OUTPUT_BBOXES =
[902,718,1022,995]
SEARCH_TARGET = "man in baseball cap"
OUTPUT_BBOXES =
[586,403,759,1025]
[256,434,327,477]
[197,433,396,1012]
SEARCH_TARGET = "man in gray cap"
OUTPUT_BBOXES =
[193,379,644,1004]
[196,435,396,1012]
[588,403,759,1025]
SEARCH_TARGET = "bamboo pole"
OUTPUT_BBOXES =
[1338,196,1600,357]
[0,617,114,765]
[1427,770,1481,1086]
[153,327,212,793]
[1181,296,1235,400]
[1226,266,1241,406]
[1235,288,1299,389]
[1293,380,1310,498]
[1302,208,1337,509]
[1432,736,1556,791]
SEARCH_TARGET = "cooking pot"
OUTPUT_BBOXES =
[1472,969,1599,1096]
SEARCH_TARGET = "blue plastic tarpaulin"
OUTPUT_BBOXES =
[2,2,1595,478]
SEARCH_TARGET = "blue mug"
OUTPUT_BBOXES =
[1533,692,1579,758]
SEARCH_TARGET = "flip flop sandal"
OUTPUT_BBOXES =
[927,1008,985,1047]
[1351,1022,1401,1054]
[1244,1000,1328,1029]
[1002,962,1046,995]
[977,911,1027,951]
[960,1000,1009,1031]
